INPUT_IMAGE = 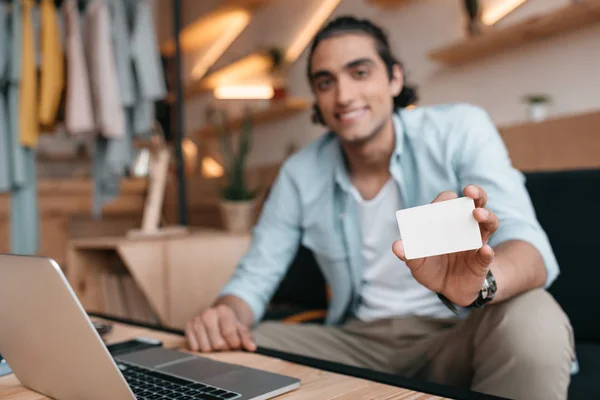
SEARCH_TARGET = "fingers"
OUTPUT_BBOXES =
[463,184,487,209]
[185,317,211,353]
[237,322,257,352]
[218,306,242,350]
[473,206,499,244]
[185,305,249,353]
[184,321,199,351]
[392,240,425,272]
[204,307,230,351]
[463,185,497,242]
[194,321,212,353]
[432,190,458,203]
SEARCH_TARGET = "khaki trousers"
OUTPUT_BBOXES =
[253,289,575,400]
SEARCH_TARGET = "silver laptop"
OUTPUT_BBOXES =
[0,254,300,400]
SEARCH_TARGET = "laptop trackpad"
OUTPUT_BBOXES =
[160,360,298,398]
[159,357,243,382]
[116,347,236,381]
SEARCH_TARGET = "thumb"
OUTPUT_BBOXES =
[392,240,407,261]
[393,240,425,273]
[475,244,495,270]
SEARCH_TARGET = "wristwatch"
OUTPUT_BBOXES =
[437,270,497,313]
[470,270,497,308]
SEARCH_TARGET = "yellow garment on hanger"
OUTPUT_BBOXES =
[39,0,64,128]
[19,0,38,147]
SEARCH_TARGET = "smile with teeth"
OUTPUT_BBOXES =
[337,107,367,121]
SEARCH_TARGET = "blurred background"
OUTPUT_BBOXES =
[0,1,599,396]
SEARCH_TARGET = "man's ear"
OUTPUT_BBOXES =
[390,64,403,97]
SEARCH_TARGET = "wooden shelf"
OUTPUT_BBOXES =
[498,109,600,172]
[193,97,310,139]
[160,0,271,56]
[429,0,600,66]
[164,52,273,104]
[189,52,273,97]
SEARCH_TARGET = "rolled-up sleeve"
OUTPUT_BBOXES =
[453,105,559,287]
[219,163,302,324]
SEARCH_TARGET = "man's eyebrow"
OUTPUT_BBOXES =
[345,58,375,69]
[310,70,333,81]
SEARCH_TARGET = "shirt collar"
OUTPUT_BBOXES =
[334,111,405,192]
[391,111,405,158]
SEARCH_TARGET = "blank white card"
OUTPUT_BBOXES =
[395,197,482,260]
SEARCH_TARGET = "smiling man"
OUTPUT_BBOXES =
[185,16,574,400]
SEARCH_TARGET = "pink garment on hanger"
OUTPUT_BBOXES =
[63,0,94,135]
[82,0,125,138]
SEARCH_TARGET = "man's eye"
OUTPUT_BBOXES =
[353,69,369,79]
[316,79,333,91]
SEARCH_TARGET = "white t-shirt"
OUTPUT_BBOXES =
[352,179,455,322]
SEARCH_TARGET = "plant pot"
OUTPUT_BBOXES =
[527,103,549,122]
[219,199,257,234]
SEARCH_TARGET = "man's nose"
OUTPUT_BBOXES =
[335,77,356,106]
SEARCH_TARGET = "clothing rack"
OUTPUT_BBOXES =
[1,0,189,226]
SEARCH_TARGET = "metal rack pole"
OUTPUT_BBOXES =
[172,0,188,226]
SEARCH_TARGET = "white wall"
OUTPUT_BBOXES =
[182,0,600,168]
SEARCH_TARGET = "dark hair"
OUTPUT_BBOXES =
[307,16,418,125]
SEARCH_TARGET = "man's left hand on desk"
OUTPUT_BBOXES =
[392,184,499,307]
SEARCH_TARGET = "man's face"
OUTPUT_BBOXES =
[309,33,403,144]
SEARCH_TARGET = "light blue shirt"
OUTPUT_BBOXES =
[220,104,560,326]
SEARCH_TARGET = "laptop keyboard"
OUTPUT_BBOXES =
[117,361,240,400]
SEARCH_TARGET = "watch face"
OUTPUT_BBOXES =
[486,270,497,299]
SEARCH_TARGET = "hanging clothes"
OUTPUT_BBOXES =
[107,0,136,164]
[8,0,26,188]
[88,0,167,216]
[0,3,11,192]
[63,0,94,135]
[38,0,64,129]
[10,147,38,255]
[130,0,167,136]
[83,0,125,139]
[83,0,130,216]
[8,0,38,255]
[108,0,135,108]
[92,119,133,217]
[19,0,38,148]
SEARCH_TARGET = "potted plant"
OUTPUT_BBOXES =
[210,108,258,233]
[523,94,551,122]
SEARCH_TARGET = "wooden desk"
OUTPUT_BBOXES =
[0,319,445,399]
